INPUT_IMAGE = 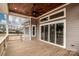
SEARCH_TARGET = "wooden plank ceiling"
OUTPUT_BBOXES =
[8,3,64,17]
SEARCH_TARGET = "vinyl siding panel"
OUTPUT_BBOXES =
[66,4,79,51]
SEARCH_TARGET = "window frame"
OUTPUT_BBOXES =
[39,8,66,24]
[32,25,36,37]
[49,8,66,20]
[40,16,49,23]
[39,19,66,48]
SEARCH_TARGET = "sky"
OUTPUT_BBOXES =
[9,15,29,27]
[0,13,29,28]
[0,13,6,24]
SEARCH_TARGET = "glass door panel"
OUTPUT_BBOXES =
[41,25,48,41]
[40,21,65,47]
[50,24,55,43]
[45,25,48,41]
[41,26,45,40]
[56,23,64,45]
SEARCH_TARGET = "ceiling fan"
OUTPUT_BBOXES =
[31,3,44,17]
[31,4,37,17]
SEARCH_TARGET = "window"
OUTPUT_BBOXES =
[41,26,44,40]
[40,20,65,47]
[32,25,36,37]
[45,25,48,41]
[50,24,55,43]
[50,11,64,19]
[40,8,66,47]
[56,23,64,45]
[41,25,48,41]
[40,17,48,22]
[40,8,66,23]
[49,8,66,20]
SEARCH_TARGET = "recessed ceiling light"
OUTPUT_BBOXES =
[14,8,17,10]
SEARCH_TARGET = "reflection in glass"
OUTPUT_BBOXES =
[50,11,64,19]
[50,24,55,43]
[41,26,44,40]
[45,25,48,41]
[56,23,64,45]
[41,25,48,41]
[40,22,64,46]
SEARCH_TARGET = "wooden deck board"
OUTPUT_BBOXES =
[4,38,79,56]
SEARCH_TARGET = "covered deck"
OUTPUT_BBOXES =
[5,35,79,56]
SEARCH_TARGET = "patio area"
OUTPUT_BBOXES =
[4,36,79,56]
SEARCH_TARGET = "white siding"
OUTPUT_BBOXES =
[66,4,79,51]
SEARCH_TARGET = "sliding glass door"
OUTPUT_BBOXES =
[50,24,55,43]
[49,23,64,46]
[41,26,45,40]
[56,23,64,45]
[45,25,48,41]
[40,20,65,47]
[41,25,48,41]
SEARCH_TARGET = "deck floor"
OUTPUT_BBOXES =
[5,39,79,56]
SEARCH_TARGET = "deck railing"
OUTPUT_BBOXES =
[0,35,9,56]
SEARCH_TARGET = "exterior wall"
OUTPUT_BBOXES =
[30,4,79,51]
[66,4,79,51]
[37,3,79,51]
[31,18,39,40]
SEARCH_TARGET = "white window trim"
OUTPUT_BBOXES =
[39,8,66,24]
[39,16,49,23]
[39,19,66,48]
[48,8,66,22]
[32,25,36,37]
